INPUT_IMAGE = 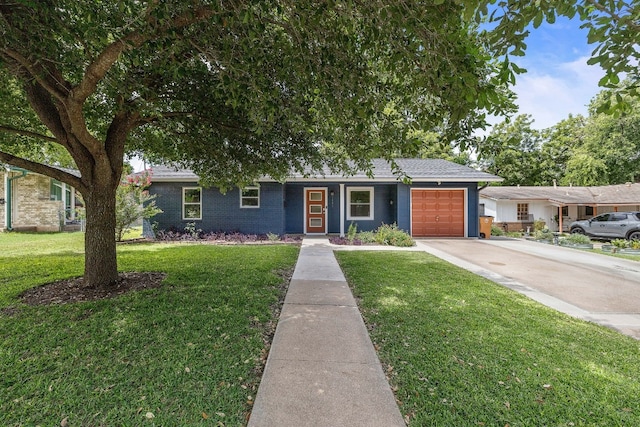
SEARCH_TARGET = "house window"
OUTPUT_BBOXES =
[50,179,63,201]
[347,187,374,220]
[517,203,529,221]
[183,187,202,220]
[562,206,568,216]
[240,186,260,208]
[585,206,594,216]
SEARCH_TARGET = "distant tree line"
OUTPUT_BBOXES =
[477,86,640,186]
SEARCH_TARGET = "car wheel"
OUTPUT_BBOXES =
[571,227,585,235]
[627,231,640,241]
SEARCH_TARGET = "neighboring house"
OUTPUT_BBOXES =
[1,164,81,232]
[480,183,640,232]
[145,159,501,238]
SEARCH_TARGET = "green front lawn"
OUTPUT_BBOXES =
[0,232,298,426]
[336,251,640,426]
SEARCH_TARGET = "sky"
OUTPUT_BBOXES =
[504,16,605,130]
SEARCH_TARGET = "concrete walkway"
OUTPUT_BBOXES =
[248,238,405,427]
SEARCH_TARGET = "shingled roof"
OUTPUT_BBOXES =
[147,159,501,183]
[481,183,640,205]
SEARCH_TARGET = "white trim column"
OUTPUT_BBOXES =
[339,183,345,237]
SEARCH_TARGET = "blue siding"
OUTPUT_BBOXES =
[343,183,396,232]
[149,180,481,237]
[285,183,396,234]
[149,182,285,234]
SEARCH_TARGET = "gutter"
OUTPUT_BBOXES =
[4,167,28,230]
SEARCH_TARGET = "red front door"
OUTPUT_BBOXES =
[305,189,327,234]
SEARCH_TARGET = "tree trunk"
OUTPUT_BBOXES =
[83,184,119,288]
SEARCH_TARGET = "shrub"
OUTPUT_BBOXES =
[561,233,591,245]
[357,231,376,244]
[534,229,554,241]
[533,218,546,232]
[115,170,162,241]
[347,222,358,242]
[491,225,505,236]
[184,222,202,238]
[611,238,629,249]
[374,223,415,247]
[267,232,280,242]
[330,223,414,247]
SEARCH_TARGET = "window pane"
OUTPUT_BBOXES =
[184,205,201,219]
[350,204,370,218]
[309,218,322,227]
[517,203,529,221]
[184,189,201,203]
[309,205,322,214]
[242,188,259,198]
[351,191,370,204]
[50,180,62,201]
[309,191,322,201]
[242,198,259,207]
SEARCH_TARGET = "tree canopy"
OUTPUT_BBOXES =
[0,1,512,287]
[1,1,638,287]
[478,91,640,186]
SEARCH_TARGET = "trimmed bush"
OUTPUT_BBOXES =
[490,225,505,236]
[562,233,591,245]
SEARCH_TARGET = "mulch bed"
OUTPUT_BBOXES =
[19,272,167,306]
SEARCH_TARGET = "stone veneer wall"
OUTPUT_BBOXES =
[10,173,63,232]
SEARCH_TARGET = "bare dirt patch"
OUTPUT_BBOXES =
[19,272,166,306]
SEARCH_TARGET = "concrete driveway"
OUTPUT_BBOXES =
[417,238,640,340]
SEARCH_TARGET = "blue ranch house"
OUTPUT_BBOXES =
[144,159,501,238]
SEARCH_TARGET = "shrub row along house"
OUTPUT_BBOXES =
[1,164,81,232]
[144,159,501,238]
[480,183,640,232]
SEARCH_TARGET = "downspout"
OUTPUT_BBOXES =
[6,168,28,231]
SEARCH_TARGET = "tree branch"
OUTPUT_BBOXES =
[0,125,57,142]
[0,49,70,103]
[72,6,219,104]
[584,0,640,32]
[0,150,84,192]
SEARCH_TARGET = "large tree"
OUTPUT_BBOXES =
[478,114,546,185]
[564,91,640,185]
[0,1,510,288]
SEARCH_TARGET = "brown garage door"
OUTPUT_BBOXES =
[411,189,465,237]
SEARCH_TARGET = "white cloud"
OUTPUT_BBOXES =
[511,56,603,129]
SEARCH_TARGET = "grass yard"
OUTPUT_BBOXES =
[0,232,298,426]
[336,251,640,427]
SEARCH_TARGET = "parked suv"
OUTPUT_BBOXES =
[570,212,640,240]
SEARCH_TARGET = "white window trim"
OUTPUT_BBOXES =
[240,186,260,208]
[347,187,374,221]
[182,187,202,220]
